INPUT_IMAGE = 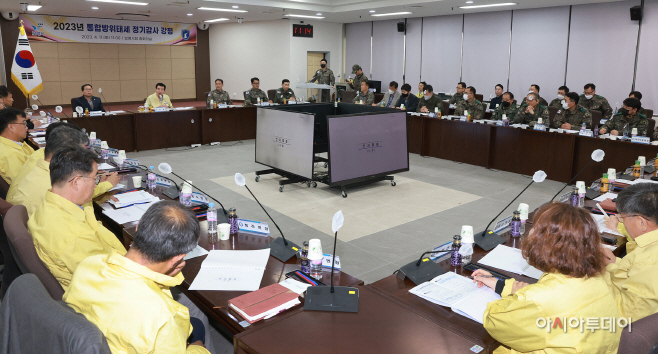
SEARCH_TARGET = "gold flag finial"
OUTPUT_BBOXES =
[19,20,25,36]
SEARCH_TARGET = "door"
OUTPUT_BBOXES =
[307,52,326,99]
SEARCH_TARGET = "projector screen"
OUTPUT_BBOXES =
[255,108,315,179]
[328,112,409,185]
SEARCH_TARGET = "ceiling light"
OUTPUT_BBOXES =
[371,11,412,17]
[204,18,230,22]
[91,6,99,9]
[197,7,247,12]
[187,13,193,16]
[316,13,322,15]
[460,2,517,9]
[232,5,239,8]
[27,5,42,11]
[465,1,473,3]
[369,10,376,13]
[284,14,325,19]
[87,0,149,5]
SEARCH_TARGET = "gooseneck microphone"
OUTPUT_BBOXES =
[158,163,227,218]
[98,88,112,113]
[396,250,448,285]
[550,149,605,202]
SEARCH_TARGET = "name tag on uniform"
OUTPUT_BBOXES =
[579,129,593,137]
[631,136,651,144]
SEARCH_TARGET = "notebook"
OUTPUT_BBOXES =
[477,245,544,280]
[188,249,270,291]
[228,283,301,324]
[410,272,501,324]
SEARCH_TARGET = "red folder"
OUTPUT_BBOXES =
[229,283,300,323]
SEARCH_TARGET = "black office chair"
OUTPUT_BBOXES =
[547,106,559,128]
[0,178,8,201]
[0,198,17,298]
[267,89,277,102]
[618,311,658,354]
[341,91,357,104]
[589,110,603,127]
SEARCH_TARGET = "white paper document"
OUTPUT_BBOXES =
[591,214,622,236]
[279,278,310,294]
[109,183,125,192]
[108,190,160,208]
[477,245,544,279]
[188,249,270,291]
[616,178,658,186]
[410,272,501,324]
[594,192,618,202]
[184,245,209,261]
[29,131,45,137]
[97,162,115,170]
[102,202,155,224]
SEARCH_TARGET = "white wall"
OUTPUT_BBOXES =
[289,21,344,85]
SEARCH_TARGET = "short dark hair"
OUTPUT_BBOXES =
[50,145,99,187]
[362,80,371,88]
[132,201,200,263]
[623,97,642,110]
[616,183,658,225]
[566,92,580,105]
[320,58,327,63]
[0,107,25,134]
[44,127,89,159]
[251,77,259,84]
[45,122,81,142]
[155,83,166,90]
[424,84,433,93]
[495,84,504,90]
[419,81,427,88]
[458,82,466,89]
[215,78,224,84]
[81,84,92,91]
[531,84,540,92]
[558,85,569,93]
[401,83,411,92]
[0,86,10,99]
[389,81,398,89]
[466,86,476,95]
[629,91,642,100]
[503,91,514,100]
[282,79,290,84]
[584,83,596,91]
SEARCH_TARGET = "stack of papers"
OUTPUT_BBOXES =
[477,245,543,279]
[184,245,209,260]
[108,183,125,192]
[102,202,156,224]
[32,137,46,144]
[591,214,622,236]
[410,272,501,324]
[108,190,160,208]
[189,249,270,291]
[228,283,300,324]
[29,131,45,137]
[594,192,617,202]
[97,162,115,170]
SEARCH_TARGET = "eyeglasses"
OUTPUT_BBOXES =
[68,175,101,185]
[616,214,641,224]
[9,121,28,126]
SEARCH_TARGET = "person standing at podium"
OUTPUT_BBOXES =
[145,83,173,109]
[309,58,335,102]
[72,84,105,113]
[243,77,271,106]
[207,79,232,106]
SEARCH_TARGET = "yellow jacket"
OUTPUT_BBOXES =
[484,273,621,354]
[64,251,210,354]
[7,158,112,215]
[28,191,126,291]
[145,93,172,108]
[0,136,35,184]
[606,228,658,321]
[13,147,43,185]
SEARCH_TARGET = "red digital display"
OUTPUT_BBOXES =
[293,24,313,38]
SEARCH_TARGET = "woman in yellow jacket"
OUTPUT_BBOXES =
[473,203,622,354]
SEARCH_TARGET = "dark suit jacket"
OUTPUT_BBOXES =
[395,94,419,112]
[72,96,105,112]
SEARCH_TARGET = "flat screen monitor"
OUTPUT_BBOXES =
[327,112,409,185]
[255,108,315,179]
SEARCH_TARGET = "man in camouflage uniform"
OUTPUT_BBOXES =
[455,86,484,120]
[549,86,569,109]
[207,79,232,106]
[554,92,592,129]
[417,85,442,113]
[354,81,374,105]
[273,79,296,104]
[515,92,549,127]
[520,84,548,107]
[629,91,649,117]
[348,64,368,92]
[579,83,612,120]
[492,92,519,121]
[243,77,270,106]
[309,58,335,102]
[599,98,648,137]
[448,82,466,105]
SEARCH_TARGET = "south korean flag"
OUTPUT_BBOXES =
[11,21,43,97]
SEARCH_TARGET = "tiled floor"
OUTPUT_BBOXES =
[127,139,566,353]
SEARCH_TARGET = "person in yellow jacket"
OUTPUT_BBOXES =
[28,146,126,291]
[7,126,118,214]
[0,107,34,184]
[602,183,658,322]
[64,201,214,354]
[473,203,622,354]
[145,82,173,109]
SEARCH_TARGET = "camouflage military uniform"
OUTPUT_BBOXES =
[416,95,442,113]
[273,88,296,104]
[554,106,592,129]
[491,101,520,121]
[243,88,269,106]
[349,73,368,92]
[549,98,563,109]
[639,107,649,117]
[579,95,613,120]
[455,99,484,120]
[354,90,374,105]
[520,95,548,107]
[601,112,648,136]
[514,104,550,127]
[309,68,335,102]
[448,93,464,105]
[207,89,232,106]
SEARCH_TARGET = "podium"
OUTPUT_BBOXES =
[296,83,333,102]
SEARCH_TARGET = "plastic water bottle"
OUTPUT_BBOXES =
[101,149,108,160]
[147,166,156,191]
[310,259,323,280]
[594,125,599,138]
[301,241,310,273]
[207,203,218,242]
[450,235,462,266]
[580,122,586,135]
[180,181,192,207]
[510,211,521,237]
